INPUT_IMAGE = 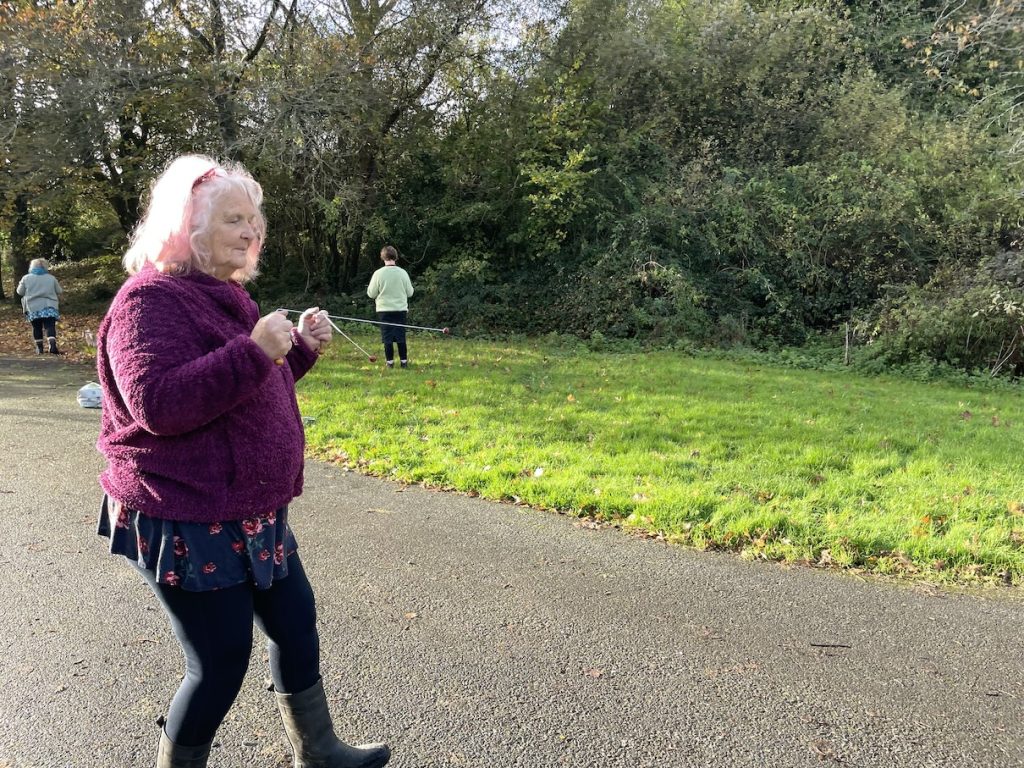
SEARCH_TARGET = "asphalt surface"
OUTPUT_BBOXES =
[1,356,1022,768]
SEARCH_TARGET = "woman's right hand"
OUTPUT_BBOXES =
[251,310,294,362]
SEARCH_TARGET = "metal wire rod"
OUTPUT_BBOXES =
[322,316,377,362]
[276,308,450,334]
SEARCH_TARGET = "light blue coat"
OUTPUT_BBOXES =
[17,270,63,315]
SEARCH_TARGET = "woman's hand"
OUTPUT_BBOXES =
[298,307,331,353]
[251,310,294,362]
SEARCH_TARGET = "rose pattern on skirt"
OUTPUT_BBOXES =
[98,497,297,592]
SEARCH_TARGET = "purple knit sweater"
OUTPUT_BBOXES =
[96,266,319,522]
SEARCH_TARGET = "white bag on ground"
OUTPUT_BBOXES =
[77,382,102,409]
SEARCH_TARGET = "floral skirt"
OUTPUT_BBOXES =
[97,496,298,592]
[26,307,59,322]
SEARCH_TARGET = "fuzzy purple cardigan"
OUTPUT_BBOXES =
[96,266,319,523]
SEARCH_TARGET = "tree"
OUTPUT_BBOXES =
[919,0,1024,154]
[0,0,199,248]
[250,0,495,291]
[167,0,298,158]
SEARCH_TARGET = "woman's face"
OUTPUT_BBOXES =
[205,187,259,280]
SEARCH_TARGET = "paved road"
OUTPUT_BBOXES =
[1,357,1022,768]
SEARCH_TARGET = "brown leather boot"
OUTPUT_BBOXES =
[275,679,390,768]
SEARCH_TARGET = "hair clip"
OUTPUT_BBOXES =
[191,167,218,191]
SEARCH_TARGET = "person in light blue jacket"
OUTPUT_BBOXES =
[16,258,63,354]
[366,245,414,368]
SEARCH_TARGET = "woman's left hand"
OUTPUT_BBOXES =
[298,307,331,353]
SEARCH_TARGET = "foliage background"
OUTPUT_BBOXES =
[2,0,1023,375]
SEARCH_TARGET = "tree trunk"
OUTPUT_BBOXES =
[108,191,141,236]
[343,144,381,288]
[214,86,242,161]
[326,228,341,291]
[10,193,31,302]
[343,226,364,291]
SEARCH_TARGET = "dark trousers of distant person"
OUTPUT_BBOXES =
[30,317,57,354]
[378,311,408,366]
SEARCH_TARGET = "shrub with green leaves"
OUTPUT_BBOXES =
[864,250,1024,377]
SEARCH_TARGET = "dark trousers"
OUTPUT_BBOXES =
[30,317,56,342]
[378,310,408,362]
[135,553,320,746]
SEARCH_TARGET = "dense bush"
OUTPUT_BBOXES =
[387,1,1023,368]
[862,249,1024,377]
[5,0,1023,379]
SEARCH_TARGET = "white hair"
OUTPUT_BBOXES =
[123,155,266,282]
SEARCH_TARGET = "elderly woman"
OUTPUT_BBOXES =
[16,257,63,354]
[95,155,390,768]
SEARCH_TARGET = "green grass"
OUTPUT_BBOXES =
[18,259,1020,585]
[296,331,1024,586]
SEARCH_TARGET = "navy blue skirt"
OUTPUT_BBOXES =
[97,496,298,592]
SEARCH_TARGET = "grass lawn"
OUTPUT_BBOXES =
[298,330,1024,586]
[3,256,1019,587]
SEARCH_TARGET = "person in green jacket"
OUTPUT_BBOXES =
[366,245,414,368]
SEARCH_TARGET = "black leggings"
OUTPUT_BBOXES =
[30,317,56,342]
[136,553,321,746]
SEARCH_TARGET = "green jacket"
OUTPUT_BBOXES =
[367,265,414,312]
